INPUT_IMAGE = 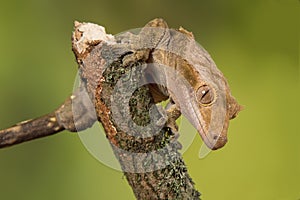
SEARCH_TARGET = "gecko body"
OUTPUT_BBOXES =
[116,19,242,150]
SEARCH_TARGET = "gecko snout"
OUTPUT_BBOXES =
[209,134,227,150]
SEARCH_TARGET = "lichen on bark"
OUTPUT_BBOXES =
[98,45,201,199]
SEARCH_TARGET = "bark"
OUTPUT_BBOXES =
[0,112,63,148]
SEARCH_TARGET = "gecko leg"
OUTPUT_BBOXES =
[165,100,181,135]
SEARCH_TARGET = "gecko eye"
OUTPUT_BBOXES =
[196,85,215,105]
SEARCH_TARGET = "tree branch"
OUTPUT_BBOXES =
[0,112,64,148]
[73,21,201,198]
[0,86,97,148]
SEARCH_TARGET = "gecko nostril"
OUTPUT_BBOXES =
[213,135,218,140]
[212,134,227,142]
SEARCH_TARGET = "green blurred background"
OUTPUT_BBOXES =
[0,0,298,199]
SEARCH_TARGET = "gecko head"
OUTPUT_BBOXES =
[194,82,242,150]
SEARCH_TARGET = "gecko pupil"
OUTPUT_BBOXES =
[196,85,214,105]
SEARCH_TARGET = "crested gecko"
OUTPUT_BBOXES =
[115,18,242,150]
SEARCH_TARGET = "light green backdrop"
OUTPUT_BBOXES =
[0,1,298,199]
